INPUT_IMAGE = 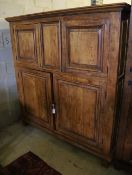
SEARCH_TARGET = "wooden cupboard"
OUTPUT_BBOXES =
[6,3,131,162]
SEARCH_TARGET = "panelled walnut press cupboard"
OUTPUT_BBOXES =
[6,3,131,162]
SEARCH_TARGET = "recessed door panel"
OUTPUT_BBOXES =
[69,29,99,66]
[58,81,97,140]
[18,31,35,59]
[41,21,61,70]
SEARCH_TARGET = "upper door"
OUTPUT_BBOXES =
[40,19,61,70]
[16,68,53,129]
[13,23,40,68]
[62,14,110,76]
[53,73,111,156]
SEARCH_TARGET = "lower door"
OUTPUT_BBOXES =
[16,68,53,129]
[53,73,109,157]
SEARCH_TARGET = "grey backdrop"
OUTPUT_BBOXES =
[0,29,20,128]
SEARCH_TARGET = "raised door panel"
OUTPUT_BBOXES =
[14,24,40,67]
[18,69,52,128]
[54,73,108,154]
[62,15,110,76]
[41,21,61,70]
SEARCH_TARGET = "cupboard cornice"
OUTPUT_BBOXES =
[6,3,130,22]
